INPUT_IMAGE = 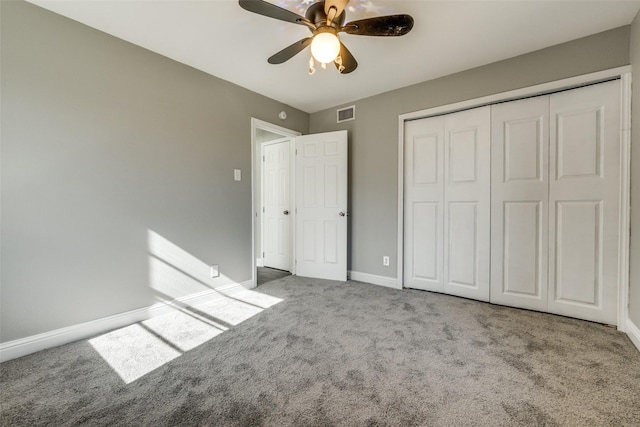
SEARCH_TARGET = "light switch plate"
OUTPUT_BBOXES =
[234,169,241,181]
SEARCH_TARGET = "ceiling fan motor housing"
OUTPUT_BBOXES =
[305,1,346,29]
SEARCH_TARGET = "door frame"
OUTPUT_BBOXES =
[250,118,301,287]
[261,137,294,272]
[397,66,631,331]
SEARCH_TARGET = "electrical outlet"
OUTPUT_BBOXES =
[383,256,390,267]
[210,264,220,278]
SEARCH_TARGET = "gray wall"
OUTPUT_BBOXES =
[0,1,309,342]
[310,26,631,279]
[629,11,640,328]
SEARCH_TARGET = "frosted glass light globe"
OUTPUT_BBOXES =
[311,32,340,64]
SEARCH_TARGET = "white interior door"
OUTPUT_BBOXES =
[403,116,444,292]
[443,107,491,301]
[262,139,291,271]
[295,130,348,281]
[548,80,620,325]
[491,97,549,311]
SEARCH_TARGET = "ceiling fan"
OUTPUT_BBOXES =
[238,0,414,74]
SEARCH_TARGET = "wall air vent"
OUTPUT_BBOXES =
[337,105,355,123]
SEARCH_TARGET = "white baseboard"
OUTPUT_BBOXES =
[240,278,256,290]
[0,280,253,363]
[256,258,264,267]
[626,318,640,353]
[348,271,401,289]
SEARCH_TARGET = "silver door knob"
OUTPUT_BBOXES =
[339,211,346,217]
[283,210,289,215]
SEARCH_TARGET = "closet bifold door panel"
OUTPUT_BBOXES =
[490,97,550,311]
[403,106,490,300]
[443,107,491,302]
[403,116,445,292]
[547,80,620,325]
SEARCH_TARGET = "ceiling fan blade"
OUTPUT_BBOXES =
[268,38,313,64]
[239,0,312,27]
[341,14,414,36]
[335,42,357,74]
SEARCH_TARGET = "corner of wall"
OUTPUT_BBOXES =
[628,9,640,332]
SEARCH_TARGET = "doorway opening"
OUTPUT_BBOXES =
[257,267,291,285]
[250,118,301,287]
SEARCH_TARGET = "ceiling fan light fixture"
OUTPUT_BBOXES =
[310,31,340,64]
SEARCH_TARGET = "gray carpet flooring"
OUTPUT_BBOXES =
[1,275,640,426]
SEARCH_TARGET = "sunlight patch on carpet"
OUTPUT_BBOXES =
[88,230,282,384]
[89,323,182,384]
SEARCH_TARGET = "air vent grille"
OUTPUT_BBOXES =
[337,105,355,123]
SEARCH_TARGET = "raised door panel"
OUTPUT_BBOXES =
[449,129,477,183]
[324,164,338,207]
[490,97,549,311]
[447,202,477,287]
[302,165,317,208]
[504,118,542,182]
[503,202,542,297]
[302,220,316,262]
[443,106,490,301]
[403,117,444,292]
[412,202,439,281]
[324,220,339,264]
[557,108,602,179]
[548,80,620,325]
[413,135,439,185]
[555,201,601,306]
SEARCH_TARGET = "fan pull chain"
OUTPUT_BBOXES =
[308,56,316,75]
[335,55,345,73]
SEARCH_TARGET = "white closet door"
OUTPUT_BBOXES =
[263,140,291,271]
[403,116,444,292]
[491,97,549,311]
[443,107,491,301]
[548,80,620,325]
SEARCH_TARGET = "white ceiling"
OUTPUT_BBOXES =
[27,0,640,113]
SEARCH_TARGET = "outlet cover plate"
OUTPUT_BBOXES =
[210,264,220,278]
